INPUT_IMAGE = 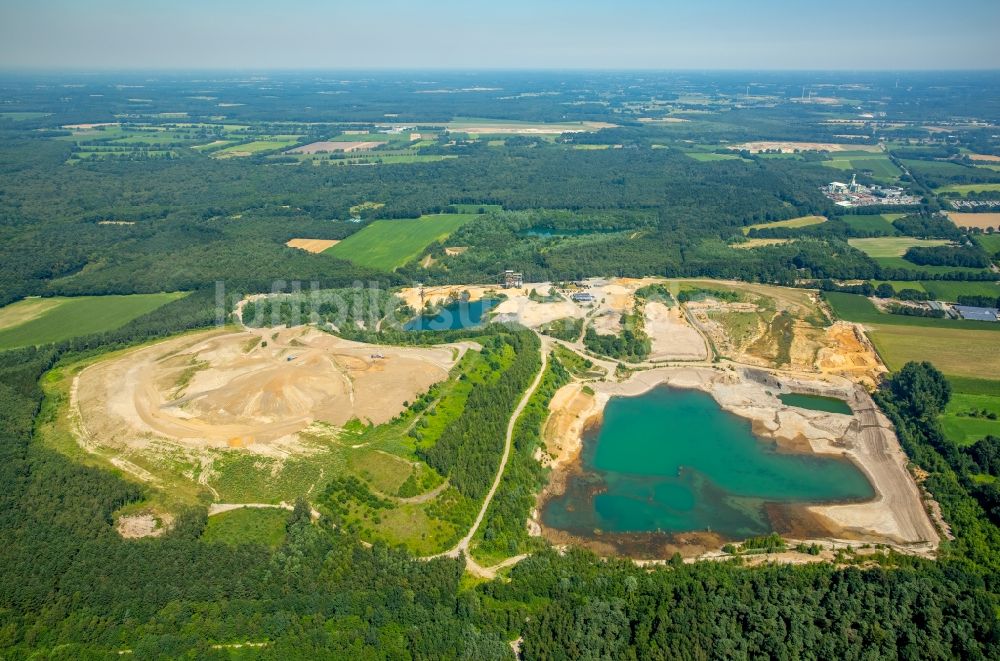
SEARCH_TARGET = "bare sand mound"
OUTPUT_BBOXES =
[644,301,708,361]
[76,327,465,455]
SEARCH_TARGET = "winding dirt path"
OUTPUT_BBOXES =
[424,337,548,568]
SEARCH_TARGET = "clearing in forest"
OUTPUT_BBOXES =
[743,215,826,235]
[286,238,340,253]
[327,213,477,271]
[0,292,185,350]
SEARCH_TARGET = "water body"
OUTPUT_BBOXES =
[404,298,499,331]
[779,393,853,415]
[542,387,873,541]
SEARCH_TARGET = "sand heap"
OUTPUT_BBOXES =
[75,327,468,455]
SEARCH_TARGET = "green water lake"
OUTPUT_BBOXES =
[779,392,853,415]
[542,387,874,541]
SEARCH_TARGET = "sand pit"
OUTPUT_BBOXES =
[287,141,382,154]
[732,141,881,154]
[947,212,1000,230]
[74,327,466,456]
[492,295,585,328]
[286,238,339,253]
[643,301,708,361]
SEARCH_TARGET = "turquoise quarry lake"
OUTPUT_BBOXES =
[542,386,874,544]
[404,298,499,331]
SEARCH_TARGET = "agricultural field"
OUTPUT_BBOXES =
[938,183,1000,196]
[976,233,1000,254]
[685,152,746,162]
[286,238,339,253]
[867,325,1000,380]
[822,153,902,181]
[948,212,1000,230]
[327,213,477,271]
[823,292,1000,330]
[846,237,991,274]
[919,281,1000,302]
[743,215,826,235]
[848,237,948,258]
[941,393,1000,446]
[839,214,900,234]
[213,137,303,158]
[0,293,185,350]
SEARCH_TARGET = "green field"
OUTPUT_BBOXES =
[867,324,1000,380]
[202,508,290,549]
[213,137,303,158]
[938,183,1000,196]
[743,215,826,235]
[685,152,745,162]
[0,293,185,350]
[920,281,1000,302]
[823,154,902,181]
[840,214,899,234]
[941,393,1000,446]
[327,214,477,270]
[975,234,1000,254]
[848,237,948,258]
[822,292,1000,331]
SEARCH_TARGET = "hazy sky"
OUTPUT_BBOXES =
[1,0,998,70]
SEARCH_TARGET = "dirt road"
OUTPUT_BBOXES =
[424,335,548,575]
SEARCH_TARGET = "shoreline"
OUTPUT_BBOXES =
[534,363,940,560]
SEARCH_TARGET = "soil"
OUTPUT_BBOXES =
[285,238,339,253]
[74,327,466,457]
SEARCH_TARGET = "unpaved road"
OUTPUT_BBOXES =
[424,336,548,576]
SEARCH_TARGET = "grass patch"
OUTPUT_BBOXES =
[941,393,1000,446]
[327,214,477,271]
[685,152,745,162]
[938,183,1000,196]
[743,215,826,235]
[202,508,289,549]
[848,237,948,258]
[823,292,1000,330]
[0,293,186,350]
[840,214,898,234]
[921,281,1000,302]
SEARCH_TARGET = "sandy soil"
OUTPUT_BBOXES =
[815,321,886,387]
[116,511,173,539]
[732,141,882,154]
[731,238,792,249]
[947,212,1000,230]
[97,220,136,226]
[644,301,708,361]
[0,297,61,331]
[75,327,465,456]
[538,364,939,557]
[443,246,468,256]
[492,295,585,328]
[287,141,381,154]
[968,153,1000,163]
[285,238,339,253]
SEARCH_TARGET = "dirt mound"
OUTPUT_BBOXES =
[75,327,464,454]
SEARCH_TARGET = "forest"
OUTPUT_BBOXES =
[2,71,1000,656]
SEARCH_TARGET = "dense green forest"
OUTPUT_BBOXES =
[3,71,1000,656]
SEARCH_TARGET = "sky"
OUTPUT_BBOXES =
[1,0,998,71]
